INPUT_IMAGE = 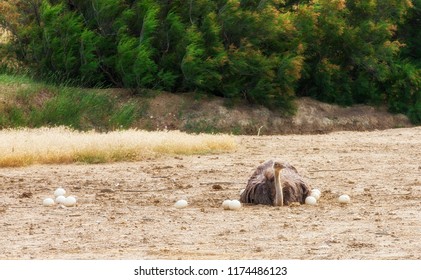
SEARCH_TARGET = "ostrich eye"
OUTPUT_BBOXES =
[273,162,284,169]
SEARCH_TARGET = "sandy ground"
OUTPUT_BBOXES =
[1,127,420,260]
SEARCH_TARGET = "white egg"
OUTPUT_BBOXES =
[229,200,242,210]
[305,196,317,205]
[174,199,188,209]
[54,187,66,197]
[338,194,351,204]
[310,189,321,200]
[222,200,232,210]
[55,195,66,204]
[63,196,77,207]
[43,198,55,206]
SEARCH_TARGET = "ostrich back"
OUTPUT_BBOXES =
[240,159,311,206]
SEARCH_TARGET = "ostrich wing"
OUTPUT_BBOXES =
[240,160,275,205]
[281,167,311,205]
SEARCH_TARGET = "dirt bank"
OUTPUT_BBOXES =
[135,93,412,134]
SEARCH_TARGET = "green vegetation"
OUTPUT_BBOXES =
[0,0,420,124]
[0,74,145,130]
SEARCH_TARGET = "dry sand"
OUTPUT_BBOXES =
[1,127,420,259]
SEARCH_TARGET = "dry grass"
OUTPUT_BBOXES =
[0,28,12,44]
[0,127,237,167]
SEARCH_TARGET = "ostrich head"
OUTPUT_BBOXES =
[273,161,285,172]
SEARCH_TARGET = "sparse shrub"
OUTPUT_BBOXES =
[184,118,220,134]
[7,107,26,127]
[109,103,137,129]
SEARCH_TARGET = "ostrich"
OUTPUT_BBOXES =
[240,159,311,206]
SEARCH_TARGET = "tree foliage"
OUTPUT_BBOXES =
[0,0,420,121]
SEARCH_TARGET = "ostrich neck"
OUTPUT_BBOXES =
[274,169,284,206]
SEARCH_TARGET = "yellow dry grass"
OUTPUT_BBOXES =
[0,28,11,44]
[0,127,237,167]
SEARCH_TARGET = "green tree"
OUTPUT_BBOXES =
[114,0,160,88]
[2,0,420,123]
[296,0,418,109]
[398,0,421,65]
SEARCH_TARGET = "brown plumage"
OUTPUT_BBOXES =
[240,159,311,206]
